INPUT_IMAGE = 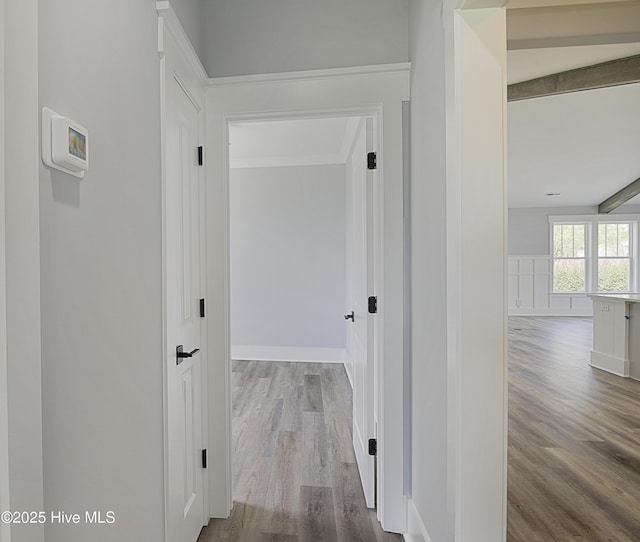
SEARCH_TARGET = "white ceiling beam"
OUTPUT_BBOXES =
[507,2,640,50]
[507,0,637,9]
[459,0,509,9]
[507,54,640,101]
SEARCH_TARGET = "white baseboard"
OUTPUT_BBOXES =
[590,350,630,377]
[404,498,432,542]
[231,345,346,363]
[509,308,593,317]
[344,361,353,388]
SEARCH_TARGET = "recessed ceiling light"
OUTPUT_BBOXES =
[545,192,560,196]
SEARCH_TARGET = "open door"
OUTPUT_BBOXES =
[165,71,206,542]
[346,118,376,507]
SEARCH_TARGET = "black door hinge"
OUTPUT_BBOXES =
[368,296,378,314]
[367,151,377,170]
[197,146,203,166]
[202,449,207,469]
[368,438,377,456]
[200,298,206,318]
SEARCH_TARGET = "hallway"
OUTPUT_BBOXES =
[199,361,400,542]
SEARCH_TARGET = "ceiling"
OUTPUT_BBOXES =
[507,43,640,209]
[507,42,640,84]
[229,117,361,169]
[508,82,640,208]
[229,44,640,211]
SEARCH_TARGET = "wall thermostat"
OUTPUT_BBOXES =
[42,107,89,179]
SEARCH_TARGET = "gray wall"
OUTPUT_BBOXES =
[201,0,409,77]
[172,0,203,60]
[508,205,640,255]
[3,2,44,541]
[407,1,448,540]
[230,165,347,350]
[39,2,164,541]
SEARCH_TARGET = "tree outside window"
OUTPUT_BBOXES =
[598,223,630,292]
[551,219,635,294]
[552,223,586,292]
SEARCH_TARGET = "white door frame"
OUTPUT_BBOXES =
[443,1,509,539]
[157,4,209,541]
[205,64,409,533]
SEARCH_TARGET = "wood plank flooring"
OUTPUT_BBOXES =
[199,361,400,542]
[508,316,640,541]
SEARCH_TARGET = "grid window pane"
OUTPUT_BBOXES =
[598,223,629,258]
[553,224,585,258]
[553,259,586,292]
[598,258,630,292]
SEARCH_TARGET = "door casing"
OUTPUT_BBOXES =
[205,65,409,533]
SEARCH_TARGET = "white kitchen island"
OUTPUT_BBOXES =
[589,293,640,380]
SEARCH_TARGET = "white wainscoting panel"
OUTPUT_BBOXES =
[508,255,593,316]
[231,345,346,363]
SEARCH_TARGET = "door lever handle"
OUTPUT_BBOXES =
[176,345,200,365]
[344,311,354,322]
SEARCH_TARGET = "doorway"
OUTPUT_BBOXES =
[219,114,380,535]
[204,65,409,533]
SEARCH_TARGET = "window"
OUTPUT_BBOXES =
[552,223,586,292]
[550,216,637,294]
[598,223,631,292]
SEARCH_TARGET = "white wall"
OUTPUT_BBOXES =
[508,205,640,255]
[201,0,409,77]
[230,165,347,362]
[3,2,44,541]
[408,2,507,541]
[39,2,164,541]
[0,1,8,535]
[171,0,203,60]
[407,0,448,540]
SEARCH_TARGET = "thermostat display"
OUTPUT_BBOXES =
[42,107,89,179]
[69,128,86,160]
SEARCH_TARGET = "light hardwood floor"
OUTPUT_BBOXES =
[508,316,640,541]
[199,361,401,542]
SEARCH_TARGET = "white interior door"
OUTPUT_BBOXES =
[166,73,205,542]
[350,118,375,508]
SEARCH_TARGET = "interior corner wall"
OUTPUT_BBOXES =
[230,165,347,361]
[407,0,448,540]
[170,0,203,62]
[201,0,409,77]
[38,2,164,541]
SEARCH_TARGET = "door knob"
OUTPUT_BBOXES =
[176,345,200,365]
[344,311,354,322]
